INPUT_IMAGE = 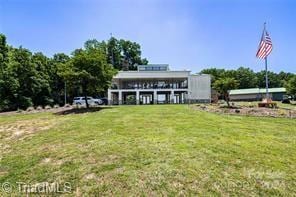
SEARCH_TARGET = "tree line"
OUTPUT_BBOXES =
[200,67,295,89]
[201,67,296,106]
[0,34,148,111]
[1,33,295,111]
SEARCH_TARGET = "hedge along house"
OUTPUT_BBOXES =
[229,88,286,101]
[108,64,211,105]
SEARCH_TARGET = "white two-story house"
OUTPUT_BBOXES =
[108,64,211,105]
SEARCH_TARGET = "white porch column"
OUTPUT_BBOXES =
[136,91,140,105]
[107,89,112,105]
[118,91,122,105]
[187,91,191,104]
[170,90,174,104]
[153,90,157,104]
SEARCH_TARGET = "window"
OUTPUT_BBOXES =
[138,65,168,71]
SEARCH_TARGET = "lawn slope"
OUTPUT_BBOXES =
[0,105,295,196]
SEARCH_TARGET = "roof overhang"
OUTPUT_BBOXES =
[113,71,191,79]
[229,88,286,95]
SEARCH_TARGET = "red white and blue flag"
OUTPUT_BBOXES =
[256,27,273,59]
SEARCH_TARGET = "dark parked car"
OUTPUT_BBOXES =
[282,95,291,104]
[94,97,108,105]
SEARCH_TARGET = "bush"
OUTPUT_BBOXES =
[45,105,52,110]
[26,107,34,112]
[17,108,23,113]
[19,97,33,110]
[218,100,226,105]
[0,99,13,112]
[36,106,43,110]
[64,104,71,108]
[200,104,206,110]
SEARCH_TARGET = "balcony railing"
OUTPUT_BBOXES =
[111,84,188,90]
[111,79,188,90]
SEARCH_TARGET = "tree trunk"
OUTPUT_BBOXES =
[225,93,230,107]
[84,94,89,109]
[82,83,89,109]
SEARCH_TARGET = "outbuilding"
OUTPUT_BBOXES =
[229,88,286,101]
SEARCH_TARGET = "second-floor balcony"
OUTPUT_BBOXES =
[111,78,188,90]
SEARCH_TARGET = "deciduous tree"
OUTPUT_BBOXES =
[285,76,296,99]
[62,44,117,108]
[213,77,239,107]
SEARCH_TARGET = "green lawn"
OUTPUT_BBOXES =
[0,105,296,196]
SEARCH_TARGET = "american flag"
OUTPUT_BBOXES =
[256,28,273,59]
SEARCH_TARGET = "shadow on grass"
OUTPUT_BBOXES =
[54,106,114,115]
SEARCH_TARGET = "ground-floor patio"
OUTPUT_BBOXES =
[108,89,188,105]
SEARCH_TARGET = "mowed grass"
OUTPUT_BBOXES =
[0,105,296,196]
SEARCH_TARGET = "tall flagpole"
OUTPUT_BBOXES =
[257,22,272,103]
[265,57,269,99]
[263,22,269,100]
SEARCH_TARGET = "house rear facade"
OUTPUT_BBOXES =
[108,64,211,105]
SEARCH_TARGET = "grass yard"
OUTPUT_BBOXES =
[0,105,296,196]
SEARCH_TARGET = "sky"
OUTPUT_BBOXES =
[0,0,295,73]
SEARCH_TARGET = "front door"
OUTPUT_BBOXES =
[141,94,152,104]
[174,94,180,104]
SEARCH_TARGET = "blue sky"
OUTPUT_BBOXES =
[1,0,295,73]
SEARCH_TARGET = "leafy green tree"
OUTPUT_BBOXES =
[85,37,148,71]
[285,76,296,98]
[0,73,19,111]
[0,34,149,111]
[200,68,226,84]
[201,67,294,90]
[53,53,70,63]
[10,47,43,109]
[31,52,53,106]
[119,39,148,70]
[278,71,294,87]
[84,39,103,51]
[0,36,19,111]
[256,71,282,88]
[51,53,71,105]
[221,69,237,79]
[213,77,239,107]
[107,37,122,69]
[0,34,9,72]
[62,44,117,108]
[234,67,258,89]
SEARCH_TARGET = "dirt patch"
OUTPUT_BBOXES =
[41,158,52,164]
[0,118,58,140]
[0,106,70,116]
[40,157,65,166]
[0,106,113,116]
[0,118,65,165]
[54,107,111,115]
[0,169,8,176]
[194,104,296,118]
[84,173,99,181]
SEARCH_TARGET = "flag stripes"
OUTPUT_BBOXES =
[256,29,273,59]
